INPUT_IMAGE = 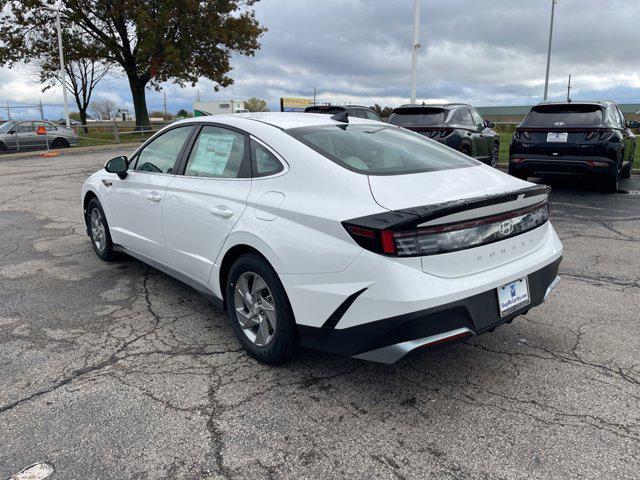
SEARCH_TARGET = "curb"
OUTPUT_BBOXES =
[0,142,141,161]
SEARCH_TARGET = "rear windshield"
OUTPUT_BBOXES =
[286,124,477,175]
[523,105,604,127]
[388,108,446,127]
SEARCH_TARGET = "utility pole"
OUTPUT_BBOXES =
[543,0,558,101]
[409,0,421,104]
[163,91,167,120]
[566,74,572,102]
[313,87,317,106]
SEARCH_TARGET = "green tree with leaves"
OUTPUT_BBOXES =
[245,97,269,112]
[0,1,266,128]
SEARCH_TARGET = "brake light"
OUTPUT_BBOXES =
[599,130,615,141]
[440,128,454,137]
[514,129,531,140]
[585,131,598,141]
[344,202,549,257]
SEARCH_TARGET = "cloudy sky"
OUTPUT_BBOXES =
[1,0,640,119]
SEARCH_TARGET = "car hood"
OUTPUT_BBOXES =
[367,164,531,211]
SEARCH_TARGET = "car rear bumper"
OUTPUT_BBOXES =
[509,154,616,176]
[297,256,561,363]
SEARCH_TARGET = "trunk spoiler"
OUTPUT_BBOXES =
[345,184,551,231]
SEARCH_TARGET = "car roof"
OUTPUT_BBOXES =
[174,112,385,130]
[534,100,616,108]
[394,103,471,111]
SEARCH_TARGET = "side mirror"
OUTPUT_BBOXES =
[104,156,128,179]
[484,120,495,128]
[7,130,15,135]
[627,120,640,129]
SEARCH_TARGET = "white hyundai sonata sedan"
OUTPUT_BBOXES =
[81,112,562,364]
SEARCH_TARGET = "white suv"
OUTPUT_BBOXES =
[82,113,562,364]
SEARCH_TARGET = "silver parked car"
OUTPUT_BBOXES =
[0,120,79,152]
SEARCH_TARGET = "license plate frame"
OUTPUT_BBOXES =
[497,277,531,317]
[546,132,568,143]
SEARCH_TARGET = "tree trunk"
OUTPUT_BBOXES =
[128,77,150,130]
[79,109,88,134]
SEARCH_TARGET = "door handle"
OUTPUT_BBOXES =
[210,206,234,219]
[146,191,162,203]
[102,179,113,187]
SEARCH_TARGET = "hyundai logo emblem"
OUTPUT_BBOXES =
[553,121,565,126]
[499,220,514,236]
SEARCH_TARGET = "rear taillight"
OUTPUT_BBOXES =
[344,202,549,257]
[585,131,598,141]
[599,130,615,141]
[514,129,531,140]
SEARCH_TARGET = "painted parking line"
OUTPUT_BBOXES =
[8,463,54,480]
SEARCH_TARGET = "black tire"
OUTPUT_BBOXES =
[52,137,70,149]
[86,197,115,261]
[226,253,297,364]
[489,142,499,168]
[460,144,471,157]
[602,167,620,194]
[0,141,6,152]
[621,151,633,179]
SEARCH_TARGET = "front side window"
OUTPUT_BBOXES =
[287,124,477,175]
[470,109,484,128]
[134,126,194,174]
[184,126,247,178]
[15,122,34,134]
[459,108,474,126]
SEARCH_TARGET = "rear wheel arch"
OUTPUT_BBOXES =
[0,141,6,151]
[219,244,275,310]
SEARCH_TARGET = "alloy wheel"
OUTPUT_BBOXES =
[491,143,499,167]
[234,271,277,346]
[90,208,106,252]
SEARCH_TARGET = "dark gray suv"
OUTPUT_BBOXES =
[388,104,500,167]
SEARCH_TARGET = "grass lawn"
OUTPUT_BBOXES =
[77,128,157,147]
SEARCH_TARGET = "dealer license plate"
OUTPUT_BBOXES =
[547,132,568,143]
[497,277,531,317]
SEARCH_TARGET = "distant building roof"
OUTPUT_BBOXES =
[477,103,640,116]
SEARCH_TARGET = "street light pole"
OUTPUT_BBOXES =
[543,0,557,101]
[409,0,421,104]
[55,7,70,127]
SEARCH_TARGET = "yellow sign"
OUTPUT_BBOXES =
[280,97,313,112]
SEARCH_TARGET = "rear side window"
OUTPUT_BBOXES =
[251,141,283,177]
[523,105,604,127]
[388,108,446,127]
[286,124,477,175]
[185,126,247,178]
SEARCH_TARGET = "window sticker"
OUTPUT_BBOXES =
[189,133,236,176]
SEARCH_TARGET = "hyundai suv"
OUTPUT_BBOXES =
[388,104,500,167]
[509,101,638,192]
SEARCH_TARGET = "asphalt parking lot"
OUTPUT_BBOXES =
[0,148,639,480]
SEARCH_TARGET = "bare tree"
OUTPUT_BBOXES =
[38,56,112,129]
[90,99,117,120]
